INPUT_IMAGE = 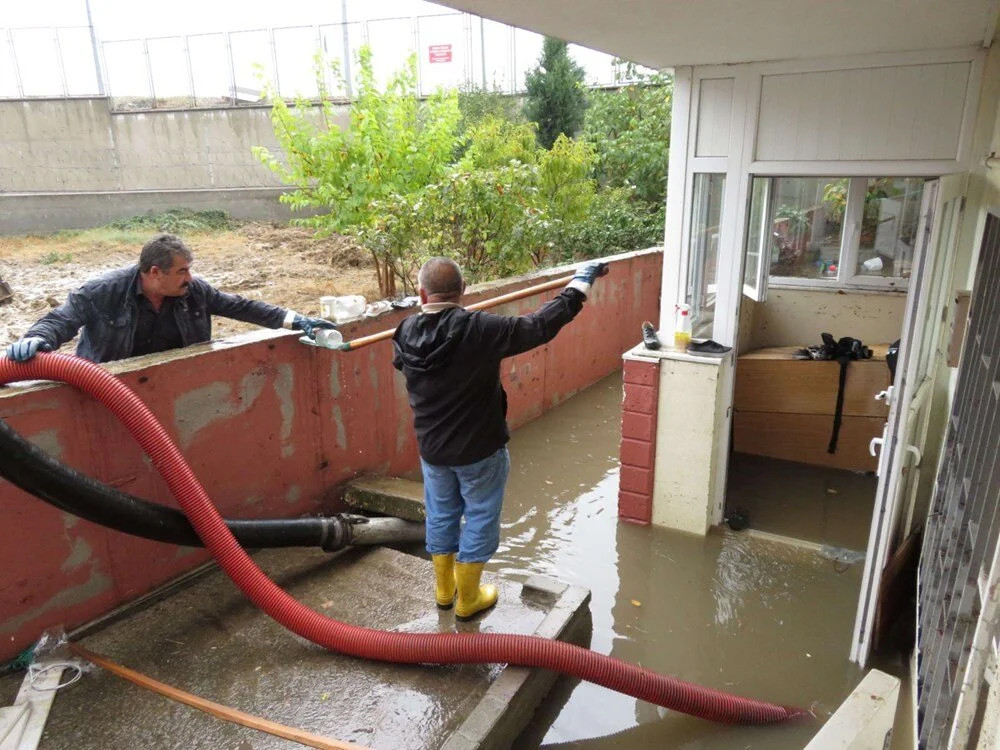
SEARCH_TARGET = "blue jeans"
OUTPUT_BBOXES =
[421,447,510,563]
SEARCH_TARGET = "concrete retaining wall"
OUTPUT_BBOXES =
[0,248,662,661]
[0,98,348,233]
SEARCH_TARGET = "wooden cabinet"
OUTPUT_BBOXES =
[733,345,890,472]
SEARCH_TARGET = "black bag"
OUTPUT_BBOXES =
[796,334,873,454]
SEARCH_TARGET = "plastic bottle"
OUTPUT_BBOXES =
[674,304,692,353]
[312,328,344,349]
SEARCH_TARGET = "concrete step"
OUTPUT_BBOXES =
[0,546,592,750]
[345,475,426,521]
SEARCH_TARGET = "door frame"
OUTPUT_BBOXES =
[850,173,968,667]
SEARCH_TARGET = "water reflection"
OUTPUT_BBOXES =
[494,374,866,749]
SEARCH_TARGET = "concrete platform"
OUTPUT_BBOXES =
[0,547,590,750]
[345,477,427,522]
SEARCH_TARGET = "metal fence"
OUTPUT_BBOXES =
[1,14,645,109]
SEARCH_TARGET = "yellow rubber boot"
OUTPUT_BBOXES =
[432,554,457,610]
[454,562,498,621]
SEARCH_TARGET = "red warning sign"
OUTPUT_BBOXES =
[428,44,453,64]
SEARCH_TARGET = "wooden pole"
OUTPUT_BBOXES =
[337,274,575,352]
[69,644,372,750]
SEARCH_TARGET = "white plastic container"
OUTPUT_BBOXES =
[312,328,344,349]
[321,295,366,324]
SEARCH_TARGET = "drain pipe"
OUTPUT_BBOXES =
[0,417,423,552]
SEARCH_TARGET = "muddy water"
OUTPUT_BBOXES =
[496,373,873,749]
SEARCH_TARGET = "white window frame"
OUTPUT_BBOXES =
[760,175,924,294]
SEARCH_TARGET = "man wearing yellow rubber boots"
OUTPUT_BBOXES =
[392,258,605,620]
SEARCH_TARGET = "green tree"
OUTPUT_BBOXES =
[253,47,461,296]
[584,69,672,205]
[524,37,588,149]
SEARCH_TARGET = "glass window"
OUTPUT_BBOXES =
[767,177,846,280]
[686,173,725,338]
[744,175,924,292]
[855,178,924,278]
[743,177,767,296]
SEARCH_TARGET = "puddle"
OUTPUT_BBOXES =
[495,373,875,749]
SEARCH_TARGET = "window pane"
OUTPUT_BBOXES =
[768,177,846,280]
[686,173,725,338]
[744,177,769,295]
[855,178,924,278]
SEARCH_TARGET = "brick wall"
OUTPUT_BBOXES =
[618,356,659,524]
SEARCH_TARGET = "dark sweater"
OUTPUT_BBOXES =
[391,288,585,466]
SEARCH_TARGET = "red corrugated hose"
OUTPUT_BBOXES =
[0,354,808,725]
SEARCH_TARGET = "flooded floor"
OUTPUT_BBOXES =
[496,373,887,749]
[725,453,877,552]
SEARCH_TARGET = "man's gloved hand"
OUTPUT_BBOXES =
[4,337,52,362]
[291,314,337,340]
[566,261,609,298]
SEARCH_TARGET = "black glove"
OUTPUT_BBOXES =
[5,337,52,362]
[292,315,337,340]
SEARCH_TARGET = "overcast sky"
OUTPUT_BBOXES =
[2,0,639,99]
[3,0,452,37]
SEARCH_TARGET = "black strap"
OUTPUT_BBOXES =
[828,355,850,453]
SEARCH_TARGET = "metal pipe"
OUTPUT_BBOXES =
[183,34,196,106]
[338,273,576,352]
[142,38,156,104]
[53,29,69,97]
[7,29,24,98]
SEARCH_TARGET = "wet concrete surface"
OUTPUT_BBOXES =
[725,452,878,552]
[2,370,911,750]
[0,546,559,749]
[489,373,905,749]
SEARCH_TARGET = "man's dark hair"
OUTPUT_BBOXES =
[139,234,193,274]
[418,257,464,299]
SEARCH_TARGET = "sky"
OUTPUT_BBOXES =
[1,0,633,99]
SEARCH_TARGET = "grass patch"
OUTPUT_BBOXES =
[38,251,74,265]
[107,209,240,234]
[41,210,241,246]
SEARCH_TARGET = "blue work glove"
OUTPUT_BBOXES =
[5,336,52,362]
[291,314,337,340]
[566,261,609,298]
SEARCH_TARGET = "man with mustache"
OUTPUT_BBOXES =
[4,233,334,364]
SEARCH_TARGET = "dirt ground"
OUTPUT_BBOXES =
[0,223,381,349]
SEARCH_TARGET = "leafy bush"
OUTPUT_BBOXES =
[254,47,461,235]
[555,187,663,261]
[457,85,524,134]
[257,48,662,296]
[524,38,588,149]
[584,70,671,205]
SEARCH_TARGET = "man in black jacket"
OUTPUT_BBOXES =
[392,257,606,620]
[4,234,335,364]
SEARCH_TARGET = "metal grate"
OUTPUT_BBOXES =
[917,211,1000,748]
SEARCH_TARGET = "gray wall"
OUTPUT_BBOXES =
[0,98,349,233]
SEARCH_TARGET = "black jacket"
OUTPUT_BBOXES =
[392,288,585,466]
[25,265,289,363]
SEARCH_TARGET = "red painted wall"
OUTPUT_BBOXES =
[0,249,661,660]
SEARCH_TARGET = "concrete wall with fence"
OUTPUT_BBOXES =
[0,97,349,233]
[0,248,662,662]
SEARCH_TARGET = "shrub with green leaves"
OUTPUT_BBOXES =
[254,47,462,296]
[457,84,524,134]
[584,70,672,205]
[556,187,664,261]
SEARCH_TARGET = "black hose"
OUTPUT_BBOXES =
[0,417,418,551]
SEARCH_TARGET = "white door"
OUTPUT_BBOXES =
[850,174,967,666]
